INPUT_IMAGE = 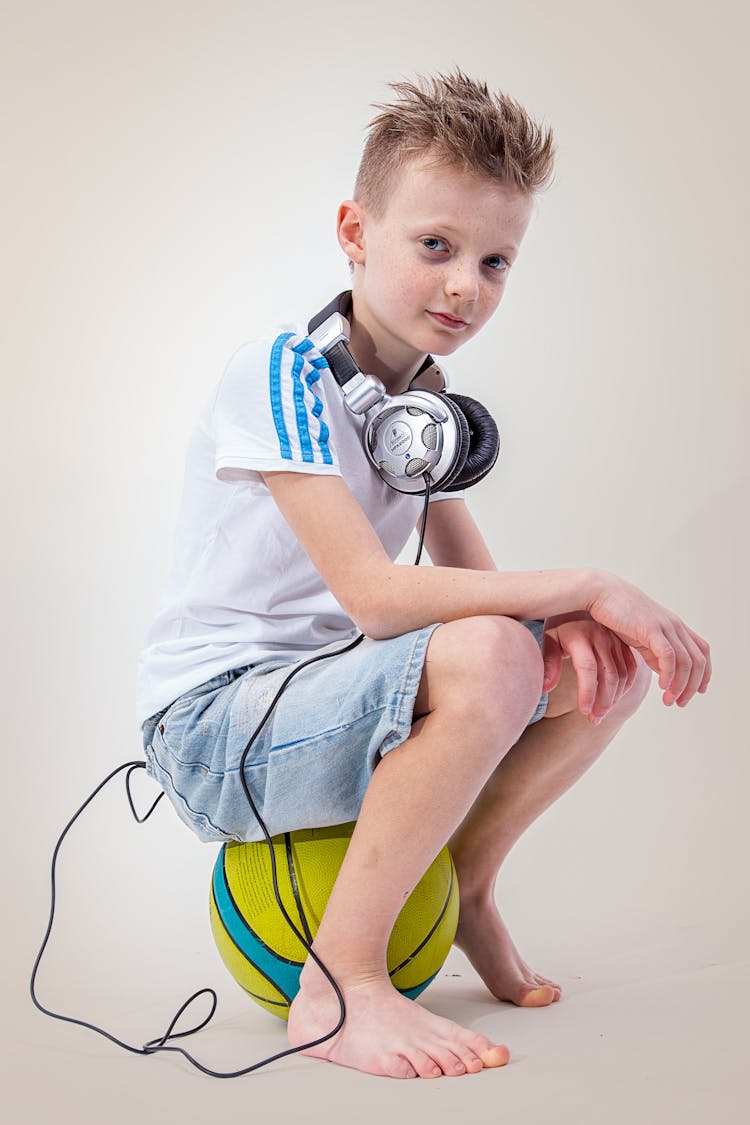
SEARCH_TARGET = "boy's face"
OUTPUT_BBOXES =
[341,154,535,379]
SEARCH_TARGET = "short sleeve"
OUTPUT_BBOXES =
[212,332,342,484]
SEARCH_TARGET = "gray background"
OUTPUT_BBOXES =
[3,0,747,1121]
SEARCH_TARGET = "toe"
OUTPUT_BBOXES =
[387,1054,418,1079]
[535,973,563,996]
[427,1045,468,1077]
[518,984,556,1007]
[456,1048,484,1074]
[464,1031,510,1068]
[478,1042,510,1068]
[406,1049,443,1079]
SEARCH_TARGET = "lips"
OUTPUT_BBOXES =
[427,311,468,329]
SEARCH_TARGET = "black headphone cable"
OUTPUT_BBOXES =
[30,476,433,1077]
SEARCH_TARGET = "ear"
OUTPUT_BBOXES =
[337,199,367,265]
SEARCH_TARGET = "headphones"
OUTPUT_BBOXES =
[307,291,500,495]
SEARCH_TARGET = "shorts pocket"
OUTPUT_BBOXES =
[145,724,235,844]
[260,715,381,838]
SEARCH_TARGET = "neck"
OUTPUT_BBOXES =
[347,291,426,397]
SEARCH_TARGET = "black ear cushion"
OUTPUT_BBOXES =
[442,393,500,490]
[431,392,471,492]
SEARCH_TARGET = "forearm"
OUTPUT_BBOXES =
[364,564,604,640]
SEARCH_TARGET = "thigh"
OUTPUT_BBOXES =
[143,624,442,844]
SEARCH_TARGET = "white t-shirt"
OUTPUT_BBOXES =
[135,325,464,728]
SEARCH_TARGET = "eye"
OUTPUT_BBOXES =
[421,237,448,252]
[484,255,510,273]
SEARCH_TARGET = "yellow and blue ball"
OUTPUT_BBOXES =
[209,821,459,1019]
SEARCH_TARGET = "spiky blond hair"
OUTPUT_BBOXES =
[354,69,555,216]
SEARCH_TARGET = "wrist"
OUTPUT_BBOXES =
[582,568,613,613]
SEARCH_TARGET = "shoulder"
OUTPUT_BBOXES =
[216,321,333,389]
[218,322,304,374]
[211,319,344,479]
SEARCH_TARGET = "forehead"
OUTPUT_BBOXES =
[382,155,533,233]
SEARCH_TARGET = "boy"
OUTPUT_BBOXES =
[137,71,710,1080]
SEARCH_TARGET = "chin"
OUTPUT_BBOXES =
[424,333,465,357]
[393,315,467,361]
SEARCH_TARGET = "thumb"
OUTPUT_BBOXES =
[542,631,563,692]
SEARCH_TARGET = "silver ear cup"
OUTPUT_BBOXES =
[362,391,462,494]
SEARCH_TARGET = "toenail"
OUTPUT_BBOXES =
[454,1063,465,1073]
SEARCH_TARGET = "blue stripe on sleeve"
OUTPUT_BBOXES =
[270,333,335,466]
[291,349,314,461]
[305,369,333,464]
[269,333,295,459]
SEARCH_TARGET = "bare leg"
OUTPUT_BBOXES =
[449,654,652,1006]
[287,616,545,1079]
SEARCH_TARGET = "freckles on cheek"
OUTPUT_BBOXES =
[398,267,425,302]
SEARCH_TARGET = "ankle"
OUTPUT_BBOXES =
[299,947,388,996]
[455,880,495,918]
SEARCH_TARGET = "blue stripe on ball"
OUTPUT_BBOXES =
[399,970,440,1000]
[212,853,302,1003]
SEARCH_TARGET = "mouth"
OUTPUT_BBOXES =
[427,310,469,330]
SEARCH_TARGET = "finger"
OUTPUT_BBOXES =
[566,644,599,716]
[542,633,563,692]
[609,639,630,709]
[577,660,599,717]
[590,640,622,720]
[672,626,709,706]
[662,628,693,705]
[622,644,639,694]
[685,627,712,693]
[649,631,676,694]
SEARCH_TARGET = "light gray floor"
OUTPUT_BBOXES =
[9,905,746,1125]
[9,696,748,1124]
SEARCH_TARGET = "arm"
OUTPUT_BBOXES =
[261,471,596,638]
[417,500,595,633]
[420,502,601,628]
[419,498,642,718]
[261,471,711,707]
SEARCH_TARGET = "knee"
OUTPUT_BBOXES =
[425,616,544,722]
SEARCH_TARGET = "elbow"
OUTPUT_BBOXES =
[349,564,396,641]
[356,618,390,643]
[351,601,389,643]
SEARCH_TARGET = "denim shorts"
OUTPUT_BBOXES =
[141,620,549,844]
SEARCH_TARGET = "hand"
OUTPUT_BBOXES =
[586,571,712,707]
[542,619,639,724]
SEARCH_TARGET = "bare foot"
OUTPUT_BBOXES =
[454,895,563,1007]
[288,958,510,1079]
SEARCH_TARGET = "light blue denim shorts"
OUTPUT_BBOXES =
[142,620,548,844]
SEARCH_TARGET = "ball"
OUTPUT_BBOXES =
[209,821,459,1019]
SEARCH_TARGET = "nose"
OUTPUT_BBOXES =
[444,259,480,304]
